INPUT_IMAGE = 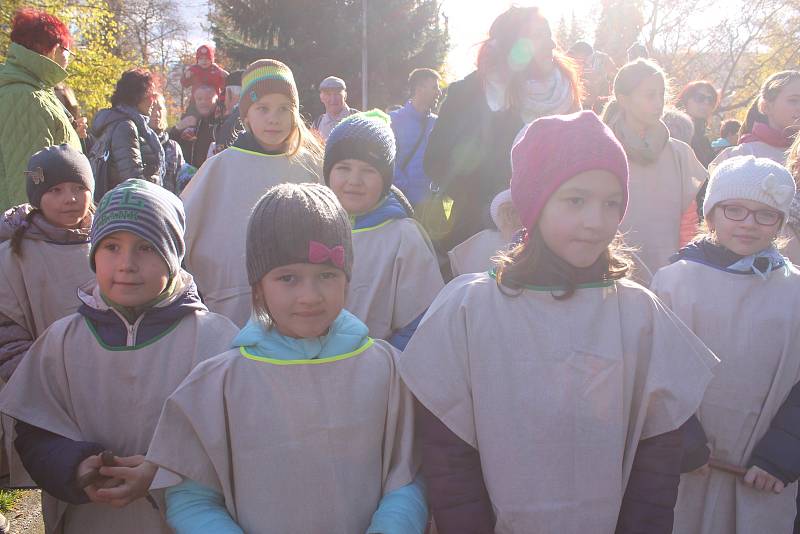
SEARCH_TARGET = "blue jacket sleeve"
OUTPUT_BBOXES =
[387,313,424,351]
[165,479,243,534]
[749,379,800,484]
[367,474,428,534]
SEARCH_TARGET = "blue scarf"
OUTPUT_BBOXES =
[117,105,166,181]
[232,309,370,360]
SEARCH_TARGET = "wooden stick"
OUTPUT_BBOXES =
[708,458,748,476]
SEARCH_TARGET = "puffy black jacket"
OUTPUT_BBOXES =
[91,107,162,189]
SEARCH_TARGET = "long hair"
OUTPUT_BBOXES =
[739,70,800,137]
[493,227,632,300]
[601,59,669,125]
[787,134,800,183]
[476,5,582,111]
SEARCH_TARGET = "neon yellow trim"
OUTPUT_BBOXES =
[228,146,287,158]
[487,269,615,291]
[352,219,393,234]
[240,338,375,365]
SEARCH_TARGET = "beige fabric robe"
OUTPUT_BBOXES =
[348,218,444,340]
[652,259,800,534]
[0,276,238,534]
[619,139,706,284]
[399,273,717,533]
[0,239,93,486]
[448,229,508,277]
[181,146,321,327]
[710,141,788,171]
[147,339,418,533]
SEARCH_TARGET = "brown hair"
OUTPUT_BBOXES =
[493,227,632,300]
[740,70,800,137]
[787,134,800,183]
[674,80,720,111]
[475,5,582,111]
[602,59,670,125]
[10,209,40,258]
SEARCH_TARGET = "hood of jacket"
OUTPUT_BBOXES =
[0,43,68,90]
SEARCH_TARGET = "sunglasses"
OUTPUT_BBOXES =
[691,93,716,105]
[718,204,782,226]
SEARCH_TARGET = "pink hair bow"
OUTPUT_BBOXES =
[308,241,345,269]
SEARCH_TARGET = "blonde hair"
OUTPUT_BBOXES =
[787,134,800,183]
[151,93,168,132]
[601,59,670,125]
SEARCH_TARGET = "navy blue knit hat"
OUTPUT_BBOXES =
[323,110,396,195]
[25,144,94,209]
[90,179,186,277]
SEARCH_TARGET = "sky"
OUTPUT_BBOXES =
[181,0,599,80]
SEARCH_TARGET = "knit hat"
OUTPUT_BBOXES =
[239,59,298,119]
[196,44,214,62]
[246,183,353,284]
[490,189,513,229]
[90,179,186,277]
[323,110,396,196]
[320,76,346,91]
[703,155,796,222]
[25,144,94,209]
[511,111,629,230]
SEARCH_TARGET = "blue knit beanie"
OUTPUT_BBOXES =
[323,110,396,195]
[90,179,186,277]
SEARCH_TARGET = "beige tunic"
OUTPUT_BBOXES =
[619,139,706,285]
[652,260,800,534]
[147,339,417,533]
[710,141,788,171]
[182,146,321,327]
[448,229,508,277]
[0,239,93,486]
[348,218,444,340]
[399,274,717,533]
[0,279,238,534]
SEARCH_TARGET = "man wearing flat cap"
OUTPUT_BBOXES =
[312,76,359,141]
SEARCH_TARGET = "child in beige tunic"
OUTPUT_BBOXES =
[399,111,717,534]
[0,145,95,489]
[147,183,425,534]
[324,110,444,349]
[653,156,800,534]
[181,59,322,327]
[0,180,238,534]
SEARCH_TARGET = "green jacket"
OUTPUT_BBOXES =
[0,43,81,210]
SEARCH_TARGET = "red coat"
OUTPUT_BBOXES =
[181,63,229,96]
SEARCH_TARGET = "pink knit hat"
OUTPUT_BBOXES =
[510,111,629,231]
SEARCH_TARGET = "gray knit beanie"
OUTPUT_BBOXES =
[90,179,186,276]
[704,155,796,223]
[26,144,95,208]
[246,183,353,284]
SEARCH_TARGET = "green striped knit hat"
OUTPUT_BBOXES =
[240,59,298,119]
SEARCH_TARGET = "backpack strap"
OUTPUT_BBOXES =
[399,116,432,172]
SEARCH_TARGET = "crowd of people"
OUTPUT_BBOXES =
[0,4,799,534]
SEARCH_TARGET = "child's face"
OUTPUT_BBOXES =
[39,182,92,229]
[94,231,170,308]
[762,80,800,133]
[257,262,347,339]
[707,199,782,256]
[198,57,211,68]
[537,170,624,268]
[245,93,294,152]
[329,159,384,215]
[620,74,665,129]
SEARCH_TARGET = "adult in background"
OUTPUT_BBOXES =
[0,8,81,210]
[568,41,616,112]
[213,70,246,154]
[423,5,582,252]
[675,81,720,168]
[171,84,218,168]
[390,68,442,206]
[90,68,164,199]
[312,76,359,141]
[149,93,184,193]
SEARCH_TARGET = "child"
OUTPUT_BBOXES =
[398,111,717,533]
[324,111,444,349]
[181,59,323,327]
[602,59,708,284]
[0,144,95,489]
[711,70,800,169]
[653,156,800,533]
[180,44,229,106]
[146,183,426,533]
[711,119,742,153]
[0,179,238,533]
[448,188,522,277]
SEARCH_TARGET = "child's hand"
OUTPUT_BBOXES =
[96,455,158,508]
[744,465,785,493]
[76,454,120,504]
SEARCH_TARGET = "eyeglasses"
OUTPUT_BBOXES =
[718,204,782,226]
[691,93,716,105]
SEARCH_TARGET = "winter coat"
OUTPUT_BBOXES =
[0,43,81,209]
[157,130,184,193]
[90,106,164,191]
[390,101,437,206]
